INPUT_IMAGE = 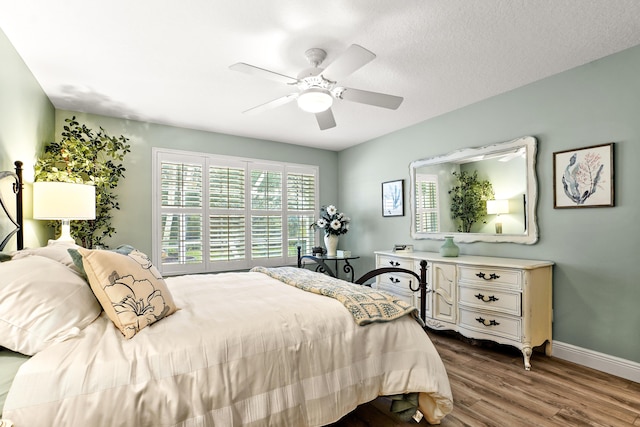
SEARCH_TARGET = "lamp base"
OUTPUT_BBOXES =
[495,222,503,234]
[56,220,76,243]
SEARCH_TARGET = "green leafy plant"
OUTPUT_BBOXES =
[448,170,495,233]
[34,116,131,248]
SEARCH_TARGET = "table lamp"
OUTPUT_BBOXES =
[486,199,509,234]
[33,182,96,243]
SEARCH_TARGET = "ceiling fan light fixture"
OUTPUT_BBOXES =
[297,88,333,113]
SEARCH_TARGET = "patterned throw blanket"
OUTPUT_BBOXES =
[251,266,422,326]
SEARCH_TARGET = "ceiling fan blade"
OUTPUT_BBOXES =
[243,93,298,115]
[321,44,376,81]
[338,87,403,110]
[315,108,336,130]
[229,62,298,85]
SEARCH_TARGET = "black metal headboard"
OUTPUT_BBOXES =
[0,160,24,251]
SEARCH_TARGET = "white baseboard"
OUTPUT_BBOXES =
[553,341,640,383]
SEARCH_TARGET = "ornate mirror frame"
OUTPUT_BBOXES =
[409,136,538,244]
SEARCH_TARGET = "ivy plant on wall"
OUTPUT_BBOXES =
[448,170,495,233]
[34,116,131,248]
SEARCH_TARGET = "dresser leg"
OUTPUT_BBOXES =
[522,346,532,370]
[544,340,553,356]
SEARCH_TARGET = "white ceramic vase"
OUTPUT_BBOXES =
[324,234,339,257]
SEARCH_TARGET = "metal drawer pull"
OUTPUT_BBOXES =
[476,317,500,327]
[475,293,499,303]
[389,260,400,267]
[476,272,500,281]
[390,277,400,284]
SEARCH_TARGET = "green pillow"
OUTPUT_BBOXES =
[0,253,11,262]
[68,245,137,278]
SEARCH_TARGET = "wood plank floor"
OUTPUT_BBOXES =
[328,330,640,427]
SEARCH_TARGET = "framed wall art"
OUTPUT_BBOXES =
[382,179,404,217]
[553,143,614,208]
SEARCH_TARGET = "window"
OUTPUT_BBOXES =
[415,174,439,233]
[153,149,318,274]
[286,168,317,257]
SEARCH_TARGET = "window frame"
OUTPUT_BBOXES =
[152,148,319,275]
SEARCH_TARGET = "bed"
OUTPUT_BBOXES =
[0,161,453,426]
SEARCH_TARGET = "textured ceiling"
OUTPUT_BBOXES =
[2,1,640,151]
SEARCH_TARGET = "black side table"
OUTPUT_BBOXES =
[296,246,360,282]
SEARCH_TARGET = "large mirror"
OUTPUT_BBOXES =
[410,136,538,244]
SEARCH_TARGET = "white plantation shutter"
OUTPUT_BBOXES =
[251,215,283,258]
[153,149,318,274]
[250,165,283,259]
[156,153,205,275]
[286,168,316,257]
[415,174,439,233]
[209,215,245,260]
[209,163,247,267]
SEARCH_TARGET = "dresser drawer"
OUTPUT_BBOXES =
[377,255,413,270]
[377,282,416,306]
[458,266,522,290]
[376,256,418,290]
[377,275,415,296]
[458,286,521,316]
[458,307,522,342]
[378,270,414,288]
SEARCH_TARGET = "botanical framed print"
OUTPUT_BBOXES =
[553,143,614,208]
[382,179,404,217]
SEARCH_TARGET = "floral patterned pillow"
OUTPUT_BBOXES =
[68,244,136,279]
[77,248,177,339]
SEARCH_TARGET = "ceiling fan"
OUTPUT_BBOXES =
[229,44,404,130]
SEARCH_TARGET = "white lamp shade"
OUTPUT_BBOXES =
[33,182,96,220]
[486,199,509,215]
[297,88,333,113]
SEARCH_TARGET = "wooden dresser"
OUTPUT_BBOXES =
[375,250,553,370]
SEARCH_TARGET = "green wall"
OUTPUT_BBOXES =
[338,44,640,363]
[53,111,339,256]
[0,28,53,248]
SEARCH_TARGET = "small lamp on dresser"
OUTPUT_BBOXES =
[486,199,509,234]
[33,181,96,243]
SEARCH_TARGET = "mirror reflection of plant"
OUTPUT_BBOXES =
[34,116,131,248]
[448,170,495,233]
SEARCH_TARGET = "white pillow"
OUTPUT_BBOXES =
[11,240,81,273]
[0,256,101,355]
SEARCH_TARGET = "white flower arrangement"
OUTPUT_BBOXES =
[312,205,350,236]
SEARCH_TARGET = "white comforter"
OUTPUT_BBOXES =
[4,271,452,426]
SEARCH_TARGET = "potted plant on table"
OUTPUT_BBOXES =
[311,205,350,257]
